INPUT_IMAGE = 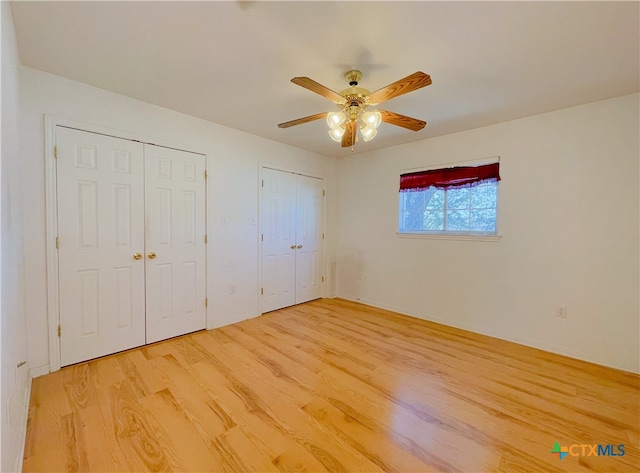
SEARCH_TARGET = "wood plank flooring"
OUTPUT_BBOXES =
[24,298,639,472]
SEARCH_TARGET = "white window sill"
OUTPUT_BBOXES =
[396,232,502,242]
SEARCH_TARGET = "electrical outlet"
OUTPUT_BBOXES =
[556,306,568,318]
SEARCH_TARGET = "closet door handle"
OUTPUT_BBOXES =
[297,245,303,249]
[290,245,296,249]
[148,252,157,260]
[133,253,142,261]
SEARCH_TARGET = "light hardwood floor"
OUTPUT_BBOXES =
[24,298,639,472]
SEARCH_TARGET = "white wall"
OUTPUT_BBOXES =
[18,66,337,374]
[1,2,30,471]
[336,94,640,373]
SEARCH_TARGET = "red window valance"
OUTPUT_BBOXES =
[399,162,500,192]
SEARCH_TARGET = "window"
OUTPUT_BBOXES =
[398,162,500,235]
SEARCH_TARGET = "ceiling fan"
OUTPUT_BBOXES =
[278,70,432,148]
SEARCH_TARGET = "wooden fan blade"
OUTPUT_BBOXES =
[368,72,432,105]
[278,112,328,128]
[291,77,346,104]
[342,120,357,148]
[379,110,426,131]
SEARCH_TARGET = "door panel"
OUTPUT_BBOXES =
[144,145,206,343]
[295,175,324,304]
[261,168,297,312]
[57,127,146,366]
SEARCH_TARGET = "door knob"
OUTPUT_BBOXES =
[148,252,157,260]
[133,253,142,260]
[297,245,303,249]
[290,245,296,249]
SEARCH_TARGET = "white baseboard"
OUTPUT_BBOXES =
[29,364,50,378]
[14,370,32,473]
[338,295,639,374]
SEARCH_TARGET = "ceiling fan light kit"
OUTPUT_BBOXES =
[278,69,432,149]
[361,110,382,128]
[326,107,382,143]
[327,111,346,128]
[328,125,345,142]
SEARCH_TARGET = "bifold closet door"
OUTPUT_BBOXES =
[261,168,297,313]
[57,127,146,366]
[144,145,206,344]
[261,168,324,313]
[56,127,207,366]
[294,174,324,304]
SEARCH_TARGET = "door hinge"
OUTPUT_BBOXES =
[205,298,208,308]
[322,233,325,240]
[322,276,325,283]
[204,170,208,180]
[57,325,61,337]
[54,146,58,159]
[261,288,264,295]
[323,189,325,197]
[261,234,263,242]
[204,234,208,244]
[56,237,60,249]
[261,179,264,187]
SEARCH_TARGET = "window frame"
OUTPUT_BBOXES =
[397,159,501,241]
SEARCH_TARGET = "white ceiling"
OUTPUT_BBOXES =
[10,1,640,158]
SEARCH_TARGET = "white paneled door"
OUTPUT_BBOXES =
[261,169,297,312]
[57,127,147,366]
[56,127,206,366]
[294,175,324,304]
[261,168,324,313]
[144,145,206,343]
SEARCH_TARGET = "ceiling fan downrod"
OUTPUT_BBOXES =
[345,70,362,87]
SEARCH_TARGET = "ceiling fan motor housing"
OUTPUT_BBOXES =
[340,71,372,120]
